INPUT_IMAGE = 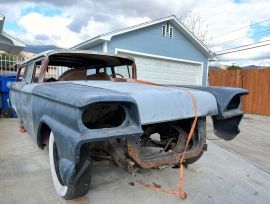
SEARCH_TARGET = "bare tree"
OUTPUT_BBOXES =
[181,13,211,45]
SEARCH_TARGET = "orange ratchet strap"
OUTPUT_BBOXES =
[127,79,198,200]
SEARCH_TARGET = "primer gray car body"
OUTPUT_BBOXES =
[58,80,218,124]
[8,50,248,199]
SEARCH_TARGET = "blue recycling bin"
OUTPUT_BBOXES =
[0,73,17,118]
[1,92,10,109]
[0,73,16,92]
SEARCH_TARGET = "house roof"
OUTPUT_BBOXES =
[71,15,214,58]
[0,14,26,55]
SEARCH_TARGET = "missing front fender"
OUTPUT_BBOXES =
[127,118,207,169]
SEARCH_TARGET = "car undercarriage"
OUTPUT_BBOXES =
[87,117,206,174]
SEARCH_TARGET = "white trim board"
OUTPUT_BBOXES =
[115,48,204,85]
[102,41,108,52]
[115,48,203,65]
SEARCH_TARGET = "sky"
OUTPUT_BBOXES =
[0,0,270,67]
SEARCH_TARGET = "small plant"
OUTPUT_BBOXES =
[227,65,241,70]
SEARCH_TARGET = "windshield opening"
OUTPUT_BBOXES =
[43,53,134,82]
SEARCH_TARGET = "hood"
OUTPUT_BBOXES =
[33,81,218,125]
[73,81,218,124]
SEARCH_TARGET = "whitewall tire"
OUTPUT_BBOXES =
[49,132,91,199]
[49,132,68,196]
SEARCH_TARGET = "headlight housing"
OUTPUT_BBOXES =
[82,102,126,129]
[227,95,241,110]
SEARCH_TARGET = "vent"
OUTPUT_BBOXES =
[162,22,173,38]
[169,27,173,38]
[162,25,166,37]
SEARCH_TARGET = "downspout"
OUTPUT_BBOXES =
[208,55,217,86]
[102,41,108,53]
[205,59,209,86]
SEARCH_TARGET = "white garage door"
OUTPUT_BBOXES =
[118,50,203,85]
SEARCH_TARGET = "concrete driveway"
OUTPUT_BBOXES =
[0,115,270,204]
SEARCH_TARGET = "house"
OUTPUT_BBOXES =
[0,14,26,55]
[71,15,214,85]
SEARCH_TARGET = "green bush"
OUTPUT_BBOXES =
[227,65,241,70]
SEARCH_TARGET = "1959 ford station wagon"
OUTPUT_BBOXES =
[9,50,248,199]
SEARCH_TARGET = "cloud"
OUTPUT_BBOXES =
[67,15,92,32]
[0,0,75,6]
[0,2,32,21]
[194,0,270,66]
[34,34,50,41]
[18,12,82,47]
[62,0,194,33]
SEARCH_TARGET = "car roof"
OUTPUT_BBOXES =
[20,49,135,66]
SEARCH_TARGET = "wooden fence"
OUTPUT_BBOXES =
[209,69,270,116]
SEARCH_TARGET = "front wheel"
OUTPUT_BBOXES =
[49,132,91,199]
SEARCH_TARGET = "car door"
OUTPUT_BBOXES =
[19,59,44,137]
[9,65,26,117]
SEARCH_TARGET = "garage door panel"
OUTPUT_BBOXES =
[119,51,202,85]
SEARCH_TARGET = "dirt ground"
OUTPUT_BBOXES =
[0,114,270,204]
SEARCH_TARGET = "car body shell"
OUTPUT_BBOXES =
[8,50,248,186]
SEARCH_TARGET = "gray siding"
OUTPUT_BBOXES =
[86,43,103,52]
[107,23,209,85]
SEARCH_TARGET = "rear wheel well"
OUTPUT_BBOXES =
[38,122,51,149]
